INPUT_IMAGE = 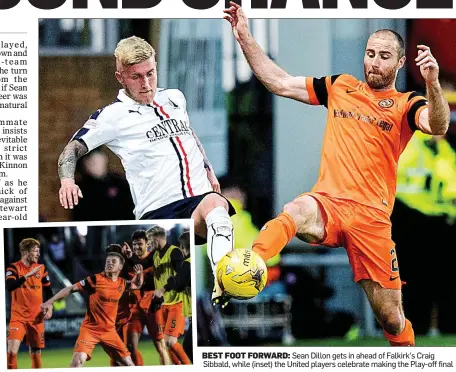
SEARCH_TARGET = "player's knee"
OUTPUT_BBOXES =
[379,308,404,335]
[165,336,177,348]
[70,353,85,367]
[30,347,41,355]
[283,196,312,223]
[203,193,228,212]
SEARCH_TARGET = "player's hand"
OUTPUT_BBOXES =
[153,287,165,299]
[206,168,221,193]
[40,303,53,319]
[59,178,83,210]
[223,2,251,42]
[24,265,42,279]
[416,45,439,83]
[133,264,143,275]
[122,242,133,258]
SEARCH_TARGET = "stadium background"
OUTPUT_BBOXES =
[37,19,456,348]
[4,222,191,367]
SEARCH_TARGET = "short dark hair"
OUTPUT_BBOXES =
[107,252,125,265]
[131,230,147,242]
[178,231,190,250]
[105,244,122,255]
[372,29,405,59]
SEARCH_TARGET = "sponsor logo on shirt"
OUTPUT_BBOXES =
[378,99,394,108]
[333,109,393,132]
[146,119,191,142]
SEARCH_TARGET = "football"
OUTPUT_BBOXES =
[216,249,267,300]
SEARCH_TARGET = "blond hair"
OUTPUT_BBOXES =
[114,36,156,67]
[19,238,40,256]
[146,225,167,240]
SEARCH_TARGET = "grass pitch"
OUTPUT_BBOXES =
[16,340,161,368]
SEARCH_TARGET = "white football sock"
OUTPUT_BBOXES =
[205,206,234,275]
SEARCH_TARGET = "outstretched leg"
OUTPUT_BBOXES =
[359,279,415,346]
[192,193,233,303]
[252,195,325,261]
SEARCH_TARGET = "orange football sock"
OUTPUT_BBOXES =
[384,319,415,346]
[131,349,144,366]
[7,352,18,369]
[30,353,42,368]
[171,343,191,365]
[252,212,297,261]
[168,348,181,365]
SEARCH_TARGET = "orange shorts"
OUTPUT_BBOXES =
[115,320,129,345]
[74,326,130,361]
[128,307,164,341]
[8,319,45,349]
[305,192,402,290]
[162,302,185,338]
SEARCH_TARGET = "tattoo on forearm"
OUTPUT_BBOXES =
[427,82,450,135]
[192,129,212,171]
[58,141,88,180]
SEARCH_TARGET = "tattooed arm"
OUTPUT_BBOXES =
[57,140,88,209]
[191,129,220,193]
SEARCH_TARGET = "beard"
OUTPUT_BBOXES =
[364,64,397,90]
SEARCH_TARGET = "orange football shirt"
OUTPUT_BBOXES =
[77,272,129,332]
[6,261,50,322]
[305,74,428,214]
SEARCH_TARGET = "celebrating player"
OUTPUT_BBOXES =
[40,251,143,367]
[6,238,52,369]
[224,2,450,346]
[145,225,191,364]
[57,36,235,305]
[120,231,171,366]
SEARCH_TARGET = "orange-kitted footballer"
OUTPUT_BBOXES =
[6,238,52,369]
[224,2,450,347]
[40,251,143,367]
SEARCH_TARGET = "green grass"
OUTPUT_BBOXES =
[267,335,456,347]
[16,340,161,368]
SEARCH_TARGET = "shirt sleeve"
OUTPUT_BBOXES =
[41,266,51,287]
[70,107,118,151]
[5,265,25,292]
[404,92,429,131]
[164,260,191,292]
[170,247,184,272]
[76,275,96,294]
[305,75,341,108]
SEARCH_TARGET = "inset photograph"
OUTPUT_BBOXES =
[4,221,193,368]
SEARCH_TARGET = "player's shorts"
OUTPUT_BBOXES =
[115,320,129,345]
[74,327,130,361]
[140,192,236,244]
[304,192,402,290]
[8,319,45,349]
[162,302,185,338]
[128,307,164,341]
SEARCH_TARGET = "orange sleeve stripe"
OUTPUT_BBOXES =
[42,282,51,287]
[7,267,17,274]
[306,77,319,105]
[6,275,16,280]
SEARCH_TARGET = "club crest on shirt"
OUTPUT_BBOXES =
[378,99,394,108]
[35,273,41,279]
[118,285,123,292]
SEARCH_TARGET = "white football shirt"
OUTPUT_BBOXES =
[71,88,212,219]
